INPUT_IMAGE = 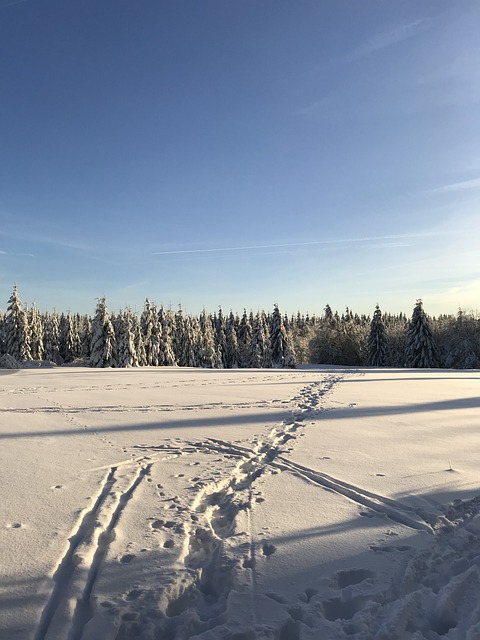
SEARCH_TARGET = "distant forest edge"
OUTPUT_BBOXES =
[1,286,479,370]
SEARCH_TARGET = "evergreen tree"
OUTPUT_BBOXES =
[215,307,227,367]
[131,314,147,366]
[115,310,139,367]
[249,312,272,368]
[237,309,253,368]
[270,304,296,368]
[43,312,61,364]
[141,299,162,366]
[198,310,221,368]
[90,297,116,368]
[178,315,198,367]
[63,314,81,363]
[225,311,239,368]
[405,300,440,368]
[158,306,176,366]
[367,305,389,366]
[443,310,480,369]
[5,286,31,362]
[28,303,44,361]
[79,315,92,361]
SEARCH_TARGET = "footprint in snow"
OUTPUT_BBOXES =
[262,542,277,556]
[120,554,136,564]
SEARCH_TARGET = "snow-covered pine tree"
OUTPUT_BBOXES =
[141,299,162,366]
[237,309,253,368]
[90,297,116,368]
[63,314,82,363]
[405,300,440,368]
[158,306,176,366]
[131,313,147,366]
[324,304,334,324]
[28,303,44,361]
[215,307,227,367]
[58,313,68,362]
[198,309,221,368]
[43,312,61,364]
[79,315,92,361]
[443,310,480,369]
[260,311,273,367]
[248,312,272,368]
[270,304,296,368]
[367,305,389,366]
[173,307,186,365]
[5,285,32,362]
[178,315,198,367]
[115,310,139,367]
[225,311,239,368]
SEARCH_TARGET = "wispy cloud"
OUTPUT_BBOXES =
[0,250,35,257]
[295,96,330,117]
[0,0,29,8]
[428,177,480,194]
[296,19,428,116]
[152,233,436,256]
[351,20,427,60]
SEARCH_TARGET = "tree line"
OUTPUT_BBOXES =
[0,286,479,369]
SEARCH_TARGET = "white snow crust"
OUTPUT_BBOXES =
[1,366,480,639]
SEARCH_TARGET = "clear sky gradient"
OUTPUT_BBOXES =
[1,0,479,317]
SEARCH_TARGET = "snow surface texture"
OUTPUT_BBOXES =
[1,366,480,640]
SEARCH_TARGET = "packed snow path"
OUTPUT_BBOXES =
[1,366,479,639]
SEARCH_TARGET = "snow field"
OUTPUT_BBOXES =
[1,366,479,639]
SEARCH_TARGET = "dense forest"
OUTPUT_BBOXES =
[0,286,479,370]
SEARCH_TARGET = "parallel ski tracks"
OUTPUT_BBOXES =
[34,464,151,640]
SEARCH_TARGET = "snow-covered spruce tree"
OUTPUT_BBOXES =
[249,312,272,368]
[405,300,440,368]
[177,314,198,367]
[5,285,32,362]
[198,310,221,368]
[225,311,239,368]
[62,314,82,363]
[90,297,116,368]
[367,305,389,366]
[289,312,315,365]
[270,304,296,368]
[131,314,147,366]
[28,303,44,361]
[79,315,92,361]
[173,307,186,365]
[237,309,253,368]
[215,308,227,367]
[260,311,273,367]
[158,306,176,366]
[141,299,162,366]
[58,313,68,362]
[114,310,139,367]
[385,314,408,367]
[43,312,61,364]
[443,310,480,369]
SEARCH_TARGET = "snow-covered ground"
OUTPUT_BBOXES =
[1,366,480,640]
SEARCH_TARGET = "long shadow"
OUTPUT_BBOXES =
[1,394,479,440]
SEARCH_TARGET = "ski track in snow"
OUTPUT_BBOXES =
[33,464,151,640]
[26,371,480,639]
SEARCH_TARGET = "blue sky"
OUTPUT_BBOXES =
[1,0,479,317]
